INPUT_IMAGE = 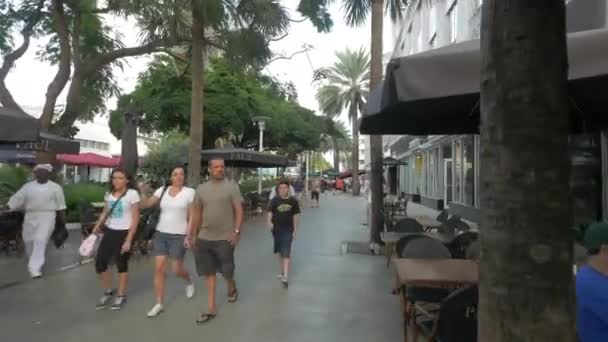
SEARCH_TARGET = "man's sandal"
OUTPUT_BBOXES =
[196,313,216,324]
[228,288,238,303]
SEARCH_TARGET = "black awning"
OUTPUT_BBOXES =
[360,28,608,135]
[0,107,39,142]
[201,148,289,168]
[0,131,80,154]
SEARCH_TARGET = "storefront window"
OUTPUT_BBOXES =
[453,140,462,203]
[463,136,475,206]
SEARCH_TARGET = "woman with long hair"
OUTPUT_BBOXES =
[91,168,140,311]
[139,165,196,317]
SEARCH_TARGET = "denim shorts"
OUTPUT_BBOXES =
[153,232,187,259]
[272,229,294,258]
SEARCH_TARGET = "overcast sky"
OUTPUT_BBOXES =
[5,0,394,128]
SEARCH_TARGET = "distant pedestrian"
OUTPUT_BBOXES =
[267,181,301,288]
[191,158,243,324]
[336,178,344,193]
[293,179,304,201]
[311,178,321,208]
[7,164,66,278]
[139,165,196,318]
[92,168,140,311]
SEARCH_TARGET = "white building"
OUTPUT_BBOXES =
[383,0,608,223]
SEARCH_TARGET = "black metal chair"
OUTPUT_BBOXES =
[436,209,449,223]
[394,217,424,234]
[417,285,478,342]
[465,240,480,260]
[448,232,479,259]
[401,237,453,332]
[0,211,24,255]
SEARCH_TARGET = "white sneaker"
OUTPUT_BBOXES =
[30,271,42,279]
[277,274,283,279]
[147,304,164,318]
[186,283,195,299]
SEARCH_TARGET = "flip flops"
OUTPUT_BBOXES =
[196,313,216,324]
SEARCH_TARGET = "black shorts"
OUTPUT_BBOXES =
[95,228,131,273]
[272,229,293,258]
[193,239,235,279]
[311,191,320,200]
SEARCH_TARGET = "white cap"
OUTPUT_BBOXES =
[33,164,53,172]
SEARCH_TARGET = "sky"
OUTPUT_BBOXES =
[4,0,394,145]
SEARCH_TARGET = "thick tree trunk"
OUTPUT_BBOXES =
[332,137,340,171]
[39,0,71,130]
[479,1,575,341]
[188,3,204,187]
[369,0,384,244]
[351,103,360,195]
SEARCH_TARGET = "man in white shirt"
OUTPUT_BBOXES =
[8,164,66,278]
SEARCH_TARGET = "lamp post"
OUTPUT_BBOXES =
[252,116,270,194]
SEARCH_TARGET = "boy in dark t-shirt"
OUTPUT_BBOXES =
[267,181,301,288]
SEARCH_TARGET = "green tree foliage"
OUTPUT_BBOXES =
[139,130,190,184]
[109,56,324,154]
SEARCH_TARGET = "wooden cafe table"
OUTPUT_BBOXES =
[393,258,479,342]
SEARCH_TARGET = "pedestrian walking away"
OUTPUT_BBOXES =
[91,168,140,311]
[311,178,321,208]
[139,165,196,318]
[267,180,301,288]
[6,164,66,278]
[191,158,244,324]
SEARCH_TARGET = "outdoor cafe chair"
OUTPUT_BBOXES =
[401,237,453,332]
[416,285,478,342]
[0,210,24,255]
[436,209,449,223]
[448,232,479,259]
[394,218,424,234]
[465,241,480,261]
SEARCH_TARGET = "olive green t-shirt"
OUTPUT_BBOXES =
[195,179,242,241]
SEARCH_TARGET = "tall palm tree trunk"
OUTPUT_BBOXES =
[188,2,204,186]
[479,1,575,340]
[351,102,361,195]
[332,136,340,171]
[369,0,384,244]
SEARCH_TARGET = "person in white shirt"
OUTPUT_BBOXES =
[7,164,66,278]
[91,168,140,311]
[139,166,196,318]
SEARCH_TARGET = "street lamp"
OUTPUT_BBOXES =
[252,116,270,194]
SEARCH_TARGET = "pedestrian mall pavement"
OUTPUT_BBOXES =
[0,193,401,342]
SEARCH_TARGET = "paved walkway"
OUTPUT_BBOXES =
[0,193,401,342]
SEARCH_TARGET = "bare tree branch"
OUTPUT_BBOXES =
[40,0,72,130]
[265,49,310,65]
[0,0,45,114]
[269,33,289,42]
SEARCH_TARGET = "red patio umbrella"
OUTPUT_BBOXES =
[57,152,119,168]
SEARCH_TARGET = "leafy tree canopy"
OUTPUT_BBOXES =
[109,56,326,155]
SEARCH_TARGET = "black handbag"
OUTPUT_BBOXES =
[137,186,168,241]
[51,215,68,248]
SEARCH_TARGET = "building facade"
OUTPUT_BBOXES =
[385,0,608,223]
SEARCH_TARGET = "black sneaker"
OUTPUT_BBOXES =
[96,289,114,310]
[111,296,127,311]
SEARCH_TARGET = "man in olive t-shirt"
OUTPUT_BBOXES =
[190,158,243,324]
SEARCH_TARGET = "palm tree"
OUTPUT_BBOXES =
[314,48,370,195]
[185,0,291,185]
[321,117,351,171]
[479,0,575,340]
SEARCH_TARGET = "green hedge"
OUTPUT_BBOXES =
[63,183,106,222]
[0,165,30,204]
[239,178,277,194]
